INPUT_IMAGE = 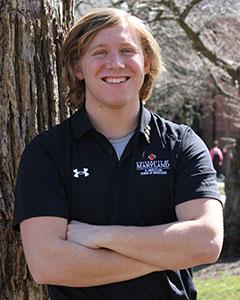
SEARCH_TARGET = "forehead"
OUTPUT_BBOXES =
[87,23,142,48]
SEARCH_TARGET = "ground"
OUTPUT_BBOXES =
[193,182,240,289]
[194,258,240,279]
[194,182,240,278]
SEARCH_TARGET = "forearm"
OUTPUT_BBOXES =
[69,218,222,270]
[99,220,216,269]
[68,221,213,270]
[99,200,223,270]
[32,238,159,287]
[66,199,223,272]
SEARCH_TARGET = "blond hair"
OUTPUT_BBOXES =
[61,8,163,109]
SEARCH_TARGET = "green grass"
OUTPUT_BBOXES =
[218,183,225,196]
[194,274,240,300]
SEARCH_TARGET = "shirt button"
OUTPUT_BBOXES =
[107,148,114,155]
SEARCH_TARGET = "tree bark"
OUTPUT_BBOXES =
[222,136,240,258]
[0,0,74,298]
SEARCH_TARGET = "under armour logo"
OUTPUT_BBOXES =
[73,168,89,178]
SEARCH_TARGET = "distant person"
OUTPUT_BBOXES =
[13,8,224,300]
[210,140,224,180]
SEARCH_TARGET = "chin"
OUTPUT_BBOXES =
[101,97,130,108]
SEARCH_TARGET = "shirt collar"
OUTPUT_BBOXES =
[138,105,152,143]
[71,105,94,139]
[71,103,152,142]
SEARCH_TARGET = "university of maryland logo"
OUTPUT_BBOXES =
[136,153,170,175]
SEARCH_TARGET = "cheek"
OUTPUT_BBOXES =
[131,56,146,72]
[85,61,104,76]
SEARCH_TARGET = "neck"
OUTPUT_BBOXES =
[85,101,140,139]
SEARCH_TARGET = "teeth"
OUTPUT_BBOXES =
[104,77,128,84]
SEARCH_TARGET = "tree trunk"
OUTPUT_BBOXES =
[0,0,74,298]
[222,136,240,258]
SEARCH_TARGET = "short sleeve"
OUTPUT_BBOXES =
[174,127,222,206]
[13,134,69,230]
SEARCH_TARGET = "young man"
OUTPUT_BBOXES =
[14,8,224,300]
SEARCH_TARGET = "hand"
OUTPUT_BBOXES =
[67,221,103,249]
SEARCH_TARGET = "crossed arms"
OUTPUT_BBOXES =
[20,198,223,287]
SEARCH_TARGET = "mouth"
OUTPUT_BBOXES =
[102,76,130,84]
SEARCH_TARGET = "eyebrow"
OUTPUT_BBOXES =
[89,44,106,51]
[89,42,137,52]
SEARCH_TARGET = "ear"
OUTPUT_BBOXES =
[144,57,150,75]
[72,62,84,80]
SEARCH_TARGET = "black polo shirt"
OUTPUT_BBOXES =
[14,104,221,300]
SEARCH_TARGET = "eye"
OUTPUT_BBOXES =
[92,50,107,56]
[121,48,135,55]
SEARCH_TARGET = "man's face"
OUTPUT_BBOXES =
[74,23,149,111]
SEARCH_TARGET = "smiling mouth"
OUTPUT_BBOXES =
[102,77,130,84]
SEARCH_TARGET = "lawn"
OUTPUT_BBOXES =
[194,274,240,300]
[193,184,239,299]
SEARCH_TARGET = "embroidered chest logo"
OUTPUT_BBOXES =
[73,168,89,178]
[136,153,170,176]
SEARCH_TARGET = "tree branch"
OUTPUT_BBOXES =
[177,18,238,81]
[155,0,239,81]
[160,0,181,16]
[209,70,235,99]
[149,16,177,23]
[180,0,203,20]
[75,1,84,11]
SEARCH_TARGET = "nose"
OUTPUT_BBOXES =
[106,51,125,70]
